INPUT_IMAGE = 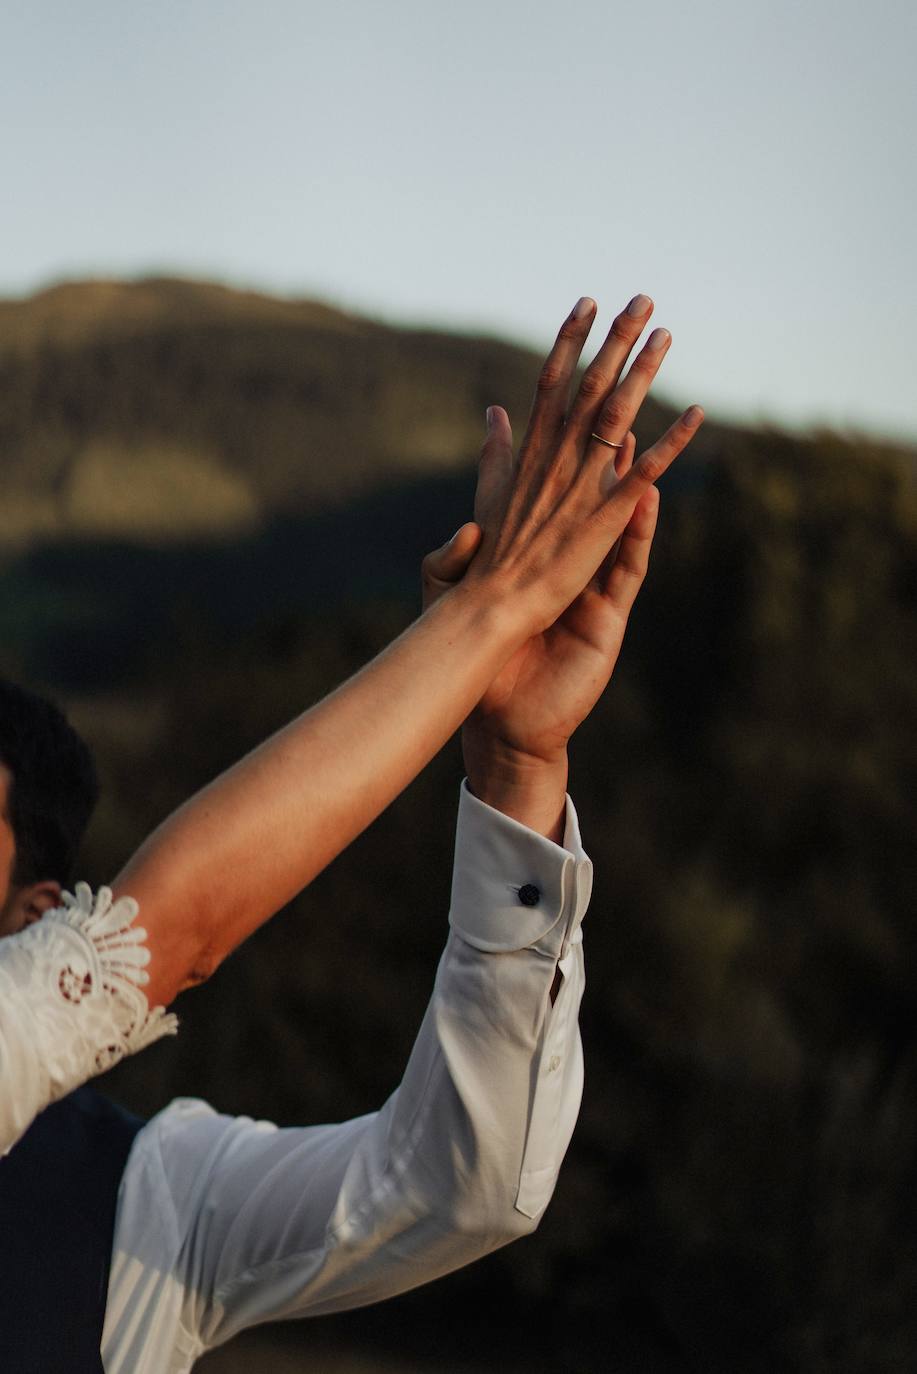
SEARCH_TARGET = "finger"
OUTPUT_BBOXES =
[596,430,636,499]
[594,432,636,583]
[474,406,514,528]
[423,521,482,583]
[583,326,672,459]
[421,522,483,609]
[604,405,705,511]
[615,430,636,479]
[566,293,654,442]
[515,296,597,469]
[603,487,659,608]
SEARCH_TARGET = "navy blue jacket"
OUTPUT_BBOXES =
[0,1087,144,1373]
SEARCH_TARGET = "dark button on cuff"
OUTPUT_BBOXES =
[518,883,541,908]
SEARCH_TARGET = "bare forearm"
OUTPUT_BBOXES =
[115,587,525,1005]
[111,291,694,1009]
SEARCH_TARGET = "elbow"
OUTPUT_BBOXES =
[443,1172,551,1251]
[497,1185,551,1244]
[142,913,222,1008]
[499,1201,544,1245]
[181,933,221,990]
[452,1200,543,1253]
[113,856,225,1005]
[170,879,233,992]
[145,943,216,1009]
[420,1101,561,1250]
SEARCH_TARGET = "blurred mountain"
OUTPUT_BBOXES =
[0,274,577,549]
[2,278,913,698]
[1,276,910,560]
[0,273,710,688]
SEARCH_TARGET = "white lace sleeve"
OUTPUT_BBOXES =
[0,883,178,1156]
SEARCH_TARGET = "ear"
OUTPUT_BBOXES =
[18,880,63,928]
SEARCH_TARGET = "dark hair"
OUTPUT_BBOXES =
[0,679,100,888]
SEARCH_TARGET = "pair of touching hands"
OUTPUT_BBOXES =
[421,293,703,839]
[108,293,702,1009]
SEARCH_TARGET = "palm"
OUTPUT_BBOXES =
[423,487,656,761]
[472,581,628,759]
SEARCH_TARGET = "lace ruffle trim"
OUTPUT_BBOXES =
[39,882,178,1073]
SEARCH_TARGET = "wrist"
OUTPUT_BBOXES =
[462,730,569,843]
[429,575,531,659]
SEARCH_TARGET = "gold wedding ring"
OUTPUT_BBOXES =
[590,433,625,449]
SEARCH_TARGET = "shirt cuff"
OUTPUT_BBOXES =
[448,779,593,961]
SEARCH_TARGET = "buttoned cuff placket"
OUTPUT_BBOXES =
[448,780,593,1219]
[448,780,593,961]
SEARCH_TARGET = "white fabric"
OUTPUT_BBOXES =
[0,783,591,1373]
[104,786,591,1373]
[0,884,177,1156]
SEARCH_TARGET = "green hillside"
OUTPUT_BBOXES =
[0,275,588,548]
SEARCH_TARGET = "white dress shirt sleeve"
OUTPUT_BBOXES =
[0,885,177,1157]
[103,784,592,1373]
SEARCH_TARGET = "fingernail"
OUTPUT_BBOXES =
[485,406,495,427]
[683,405,704,425]
[571,296,594,320]
[647,327,670,351]
[626,293,652,317]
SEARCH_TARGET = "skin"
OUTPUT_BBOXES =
[0,294,703,1014]
[423,294,689,842]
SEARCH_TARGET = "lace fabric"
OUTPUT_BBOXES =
[0,884,177,1155]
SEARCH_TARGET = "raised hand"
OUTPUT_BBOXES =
[422,294,703,836]
[110,294,702,1007]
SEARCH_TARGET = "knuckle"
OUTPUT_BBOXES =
[630,349,660,376]
[536,362,565,392]
[638,450,666,483]
[610,315,635,343]
[577,367,607,401]
[599,397,629,431]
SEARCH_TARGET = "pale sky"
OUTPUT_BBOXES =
[2,0,915,441]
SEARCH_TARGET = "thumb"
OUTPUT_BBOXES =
[475,406,514,526]
[421,522,483,609]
